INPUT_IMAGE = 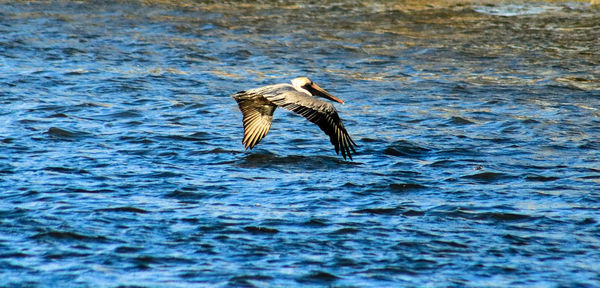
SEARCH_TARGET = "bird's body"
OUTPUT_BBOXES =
[231,77,356,160]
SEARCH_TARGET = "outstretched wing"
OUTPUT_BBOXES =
[264,90,357,160]
[232,91,277,149]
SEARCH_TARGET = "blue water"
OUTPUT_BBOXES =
[1,1,599,287]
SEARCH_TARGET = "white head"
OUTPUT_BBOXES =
[291,77,313,95]
[290,77,344,104]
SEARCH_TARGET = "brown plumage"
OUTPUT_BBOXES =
[232,77,357,160]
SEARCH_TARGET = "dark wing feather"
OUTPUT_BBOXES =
[264,91,357,160]
[232,91,277,149]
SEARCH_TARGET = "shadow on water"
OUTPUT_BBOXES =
[235,152,360,170]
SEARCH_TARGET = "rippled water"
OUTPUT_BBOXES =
[1,1,599,287]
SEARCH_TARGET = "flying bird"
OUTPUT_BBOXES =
[231,77,357,160]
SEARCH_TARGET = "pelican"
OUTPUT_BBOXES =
[231,77,357,160]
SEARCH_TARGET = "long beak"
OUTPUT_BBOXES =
[307,83,345,104]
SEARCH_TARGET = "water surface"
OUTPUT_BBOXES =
[1,1,599,287]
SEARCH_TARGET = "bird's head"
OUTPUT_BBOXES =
[291,77,344,104]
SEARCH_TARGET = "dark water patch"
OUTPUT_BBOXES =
[502,234,536,246]
[427,159,464,170]
[339,181,364,189]
[236,153,354,169]
[183,102,207,111]
[74,102,110,108]
[388,182,428,192]
[243,226,279,234]
[43,250,90,260]
[297,270,340,284]
[304,218,329,227]
[448,116,476,125]
[42,166,90,174]
[330,256,364,268]
[118,135,154,144]
[431,239,469,249]
[64,187,115,194]
[18,118,45,125]
[228,274,274,287]
[579,174,600,182]
[360,137,383,144]
[0,162,15,175]
[63,69,96,76]
[219,49,252,61]
[46,127,90,139]
[578,218,596,225]
[48,112,68,118]
[102,110,143,119]
[165,189,211,200]
[461,171,515,183]
[193,148,241,155]
[429,206,535,223]
[96,207,150,214]
[147,171,182,178]
[157,151,179,158]
[132,254,196,267]
[383,140,431,158]
[116,149,151,156]
[330,227,360,235]
[155,132,210,142]
[29,104,66,112]
[403,209,426,217]
[31,230,109,243]
[114,246,145,254]
[351,207,403,216]
[451,83,472,93]
[525,174,560,182]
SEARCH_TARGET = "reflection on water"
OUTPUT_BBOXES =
[1,0,599,287]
